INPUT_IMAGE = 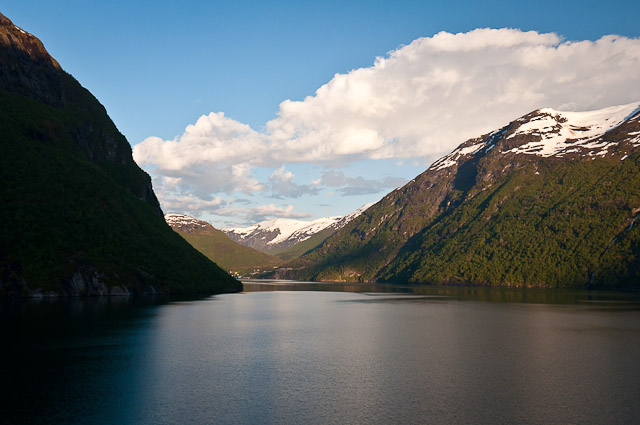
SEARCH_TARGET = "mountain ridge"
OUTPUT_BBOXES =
[223,203,372,254]
[0,13,60,69]
[165,213,283,276]
[272,102,640,288]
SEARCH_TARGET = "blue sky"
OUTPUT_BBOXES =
[5,1,640,227]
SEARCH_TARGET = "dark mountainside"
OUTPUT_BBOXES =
[273,104,640,289]
[165,214,283,276]
[0,13,240,296]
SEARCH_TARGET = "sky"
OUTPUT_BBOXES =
[4,0,640,228]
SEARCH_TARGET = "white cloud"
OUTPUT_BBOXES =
[158,191,227,216]
[216,203,313,223]
[266,29,640,162]
[133,28,640,220]
[154,177,313,223]
[135,112,268,169]
[318,170,407,196]
[268,166,320,198]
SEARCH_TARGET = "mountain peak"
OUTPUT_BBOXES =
[223,204,373,252]
[429,101,640,172]
[505,102,640,157]
[165,213,214,233]
[0,13,60,69]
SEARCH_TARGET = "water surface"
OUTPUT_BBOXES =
[1,281,639,424]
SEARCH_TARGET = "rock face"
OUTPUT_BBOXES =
[0,14,60,68]
[279,103,640,288]
[0,13,240,296]
[0,14,62,107]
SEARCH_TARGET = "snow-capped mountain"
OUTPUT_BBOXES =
[165,213,213,233]
[164,213,284,274]
[223,203,373,252]
[431,101,640,171]
[270,101,640,288]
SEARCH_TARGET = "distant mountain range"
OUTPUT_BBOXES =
[165,214,283,276]
[270,102,640,288]
[162,205,373,273]
[0,13,240,296]
[223,203,372,257]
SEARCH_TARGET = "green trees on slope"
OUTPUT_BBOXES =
[0,80,240,295]
[287,154,640,289]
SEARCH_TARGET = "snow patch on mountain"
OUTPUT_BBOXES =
[223,203,373,249]
[430,127,508,171]
[428,102,640,172]
[505,102,640,157]
[339,202,374,224]
[224,217,337,245]
[431,142,485,171]
[272,217,342,245]
[165,213,209,228]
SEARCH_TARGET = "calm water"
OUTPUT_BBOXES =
[1,281,640,424]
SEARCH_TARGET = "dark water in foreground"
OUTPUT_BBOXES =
[1,281,640,424]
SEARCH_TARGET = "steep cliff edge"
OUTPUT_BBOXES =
[0,13,240,296]
[0,13,158,207]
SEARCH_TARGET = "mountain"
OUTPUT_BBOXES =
[0,13,240,296]
[165,214,283,276]
[274,102,640,288]
[223,203,372,258]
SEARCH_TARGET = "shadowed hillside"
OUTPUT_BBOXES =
[0,13,240,296]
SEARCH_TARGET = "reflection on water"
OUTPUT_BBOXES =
[242,279,640,308]
[1,282,640,424]
[0,297,167,425]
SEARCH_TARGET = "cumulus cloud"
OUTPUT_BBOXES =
[318,170,407,196]
[136,29,640,168]
[133,28,640,219]
[265,29,640,162]
[157,191,227,217]
[216,203,313,223]
[134,112,267,196]
[155,174,312,223]
[268,166,320,198]
[135,112,268,170]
